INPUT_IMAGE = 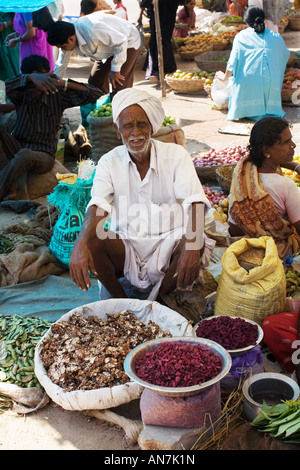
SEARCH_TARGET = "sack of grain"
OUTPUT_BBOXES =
[214,236,286,325]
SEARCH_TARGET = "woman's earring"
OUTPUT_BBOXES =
[265,154,270,158]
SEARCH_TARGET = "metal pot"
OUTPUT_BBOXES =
[124,336,232,397]
[242,372,300,421]
[193,315,264,357]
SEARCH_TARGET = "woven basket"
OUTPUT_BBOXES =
[281,87,300,104]
[195,50,230,73]
[194,164,220,182]
[209,42,229,51]
[178,45,213,61]
[165,74,205,93]
[216,164,236,191]
[287,15,300,30]
[221,21,246,30]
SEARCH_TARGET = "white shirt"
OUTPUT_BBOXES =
[87,139,211,260]
[54,11,141,77]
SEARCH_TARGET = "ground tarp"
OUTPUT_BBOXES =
[0,274,100,322]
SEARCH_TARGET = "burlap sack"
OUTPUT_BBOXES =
[28,160,70,200]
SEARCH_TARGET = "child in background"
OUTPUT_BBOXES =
[113,0,128,20]
[173,0,196,38]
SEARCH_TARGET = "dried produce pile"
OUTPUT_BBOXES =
[195,316,258,350]
[135,342,222,388]
[40,311,171,392]
[0,315,52,388]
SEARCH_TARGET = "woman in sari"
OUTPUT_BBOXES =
[215,6,293,121]
[228,116,300,259]
[5,12,54,72]
[0,12,19,81]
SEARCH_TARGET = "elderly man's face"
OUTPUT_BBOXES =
[115,104,152,161]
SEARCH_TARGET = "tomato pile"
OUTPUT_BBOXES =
[193,145,249,167]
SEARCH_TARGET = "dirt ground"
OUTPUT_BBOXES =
[0,27,300,452]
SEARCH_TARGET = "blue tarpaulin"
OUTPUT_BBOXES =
[0,275,100,322]
[0,0,53,13]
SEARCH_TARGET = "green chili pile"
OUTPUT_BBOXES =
[0,235,15,254]
[0,315,52,388]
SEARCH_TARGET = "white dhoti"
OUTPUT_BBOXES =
[98,230,216,301]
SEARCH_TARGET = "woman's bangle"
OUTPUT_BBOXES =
[64,79,69,92]
[295,164,300,173]
[18,35,23,42]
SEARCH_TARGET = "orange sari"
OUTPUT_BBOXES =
[229,157,300,259]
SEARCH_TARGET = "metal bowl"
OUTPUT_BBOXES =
[193,315,264,357]
[124,336,232,397]
[242,372,300,421]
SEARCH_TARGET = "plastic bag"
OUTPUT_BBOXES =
[48,173,95,268]
[211,77,233,108]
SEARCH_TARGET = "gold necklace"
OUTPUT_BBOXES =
[261,162,279,173]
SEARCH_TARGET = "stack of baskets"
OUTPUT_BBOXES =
[195,50,230,73]
[165,74,206,93]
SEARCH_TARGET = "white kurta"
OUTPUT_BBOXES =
[88,139,215,300]
[54,11,141,78]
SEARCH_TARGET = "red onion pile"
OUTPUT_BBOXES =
[135,342,222,388]
[195,316,258,350]
[193,145,249,167]
[203,185,228,205]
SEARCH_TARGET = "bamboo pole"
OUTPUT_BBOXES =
[152,0,166,98]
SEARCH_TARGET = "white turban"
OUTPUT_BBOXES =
[112,88,165,134]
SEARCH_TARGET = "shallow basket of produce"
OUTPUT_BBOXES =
[193,315,263,358]
[124,336,232,397]
[195,50,231,73]
[216,164,236,192]
[165,74,206,93]
[178,46,212,61]
[34,299,193,411]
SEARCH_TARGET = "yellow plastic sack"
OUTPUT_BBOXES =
[214,236,286,325]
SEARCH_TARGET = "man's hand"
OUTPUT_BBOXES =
[175,247,201,291]
[28,74,63,94]
[69,239,98,291]
[110,71,125,88]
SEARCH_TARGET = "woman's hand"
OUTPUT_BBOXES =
[215,70,226,81]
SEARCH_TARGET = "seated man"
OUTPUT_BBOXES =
[0,54,102,201]
[69,88,215,300]
[46,11,141,96]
